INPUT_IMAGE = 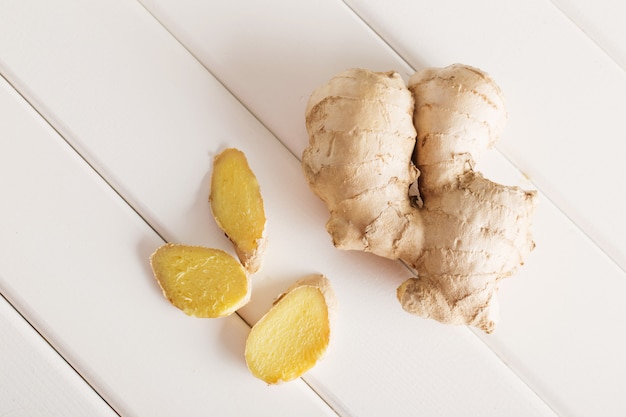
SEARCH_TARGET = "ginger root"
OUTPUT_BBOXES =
[210,148,267,274]
[150,243,250,318]
[245,275,336,384]
[303,65,536,333]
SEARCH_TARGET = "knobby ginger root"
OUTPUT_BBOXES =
[150,243,250,318]
[245,274,336,384]
[302,65,536,333]
[210,148,267,274]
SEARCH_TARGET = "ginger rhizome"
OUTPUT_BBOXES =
[245,275,336,384]
[210,148,267,274]
[150,243,250,318]
[302,65,536,333]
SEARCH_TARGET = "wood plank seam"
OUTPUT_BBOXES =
[0,290,120,416]
[547,0,626,74]
[134,0,304,166]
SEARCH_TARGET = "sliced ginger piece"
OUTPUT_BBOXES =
[245,275,336,384]
[210,148,267,274]
[150,243,250,318]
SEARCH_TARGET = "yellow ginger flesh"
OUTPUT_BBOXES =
[210,148,267,274]
[302,65,536,333]
[150,243,250,318]
[245,275,334,384]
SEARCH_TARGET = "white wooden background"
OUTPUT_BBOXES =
[1,1,625,416]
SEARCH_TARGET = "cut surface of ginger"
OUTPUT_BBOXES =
[245,278,333,384]
[150,243,250,318]
[210,148,266,274]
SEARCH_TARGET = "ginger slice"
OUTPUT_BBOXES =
[245,275,335,384]
[210,148,267,274]
[150,243,250,318]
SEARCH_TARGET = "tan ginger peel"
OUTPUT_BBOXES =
[302,65,536,333]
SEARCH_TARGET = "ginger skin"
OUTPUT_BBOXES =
[303,69,424,261]
[303,65,536,333]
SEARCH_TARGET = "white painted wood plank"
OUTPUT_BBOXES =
[0,295,117,417]
[551,0,626,70]
[124,1,626,416]
[137,0,413,157]
[0,74,334,416]
[0,1,557,416]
